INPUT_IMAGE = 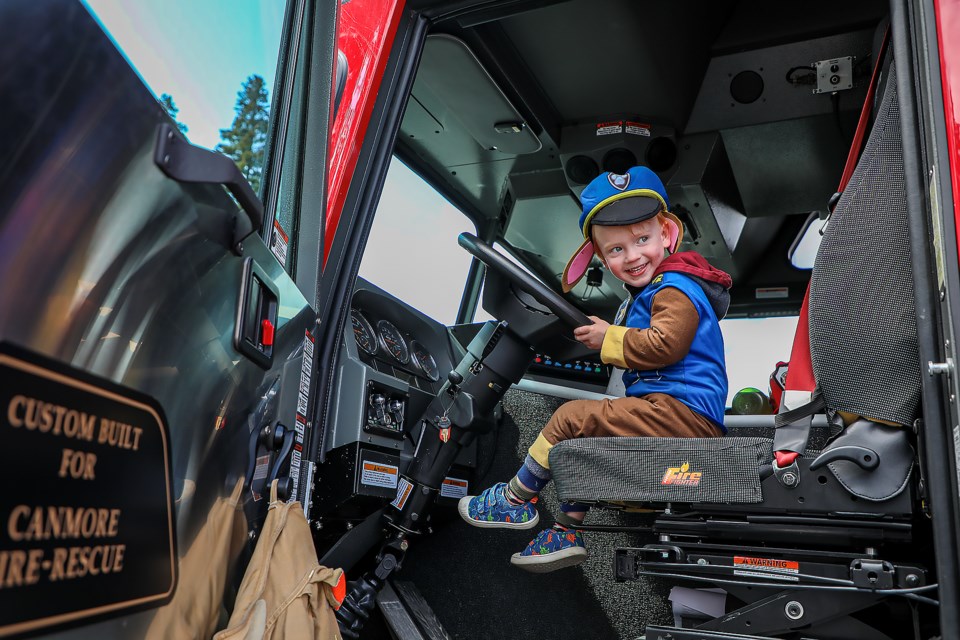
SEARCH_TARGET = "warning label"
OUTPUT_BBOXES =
[361,461,399,489]
[252,455,270,481]
[733,556,799,581]
[271,219,289,267]
[391,478,413,510]
[440,477,468,499]
[596,120,623,136]
[625,121,651,136]
[287,330,315,503]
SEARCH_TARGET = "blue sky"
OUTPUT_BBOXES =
[83,0,285,149]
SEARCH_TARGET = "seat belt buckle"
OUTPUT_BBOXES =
[773,451,801,488]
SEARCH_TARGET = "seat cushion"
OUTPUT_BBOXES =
[550,436,773,504]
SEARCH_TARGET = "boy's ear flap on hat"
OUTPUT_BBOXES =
[562,239,595,293]
[662,211,684,253]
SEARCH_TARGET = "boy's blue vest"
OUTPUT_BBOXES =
[615,272,727,431]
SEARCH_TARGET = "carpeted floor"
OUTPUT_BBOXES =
[398,389,673,640]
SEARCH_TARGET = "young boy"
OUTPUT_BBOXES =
[458,165,731,572]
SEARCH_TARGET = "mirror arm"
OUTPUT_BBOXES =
[153,123,264,251]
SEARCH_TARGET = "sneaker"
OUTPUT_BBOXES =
[510,526,588,573]
[458,482,539,529]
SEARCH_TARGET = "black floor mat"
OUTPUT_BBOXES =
[398,389,673,640]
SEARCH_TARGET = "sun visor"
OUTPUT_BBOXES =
[414,35,541,155]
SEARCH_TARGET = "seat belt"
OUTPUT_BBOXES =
[773,27,890,468]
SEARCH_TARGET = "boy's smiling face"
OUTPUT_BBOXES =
[592,216,669,288]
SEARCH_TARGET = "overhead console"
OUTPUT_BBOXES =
[559,119,679,196]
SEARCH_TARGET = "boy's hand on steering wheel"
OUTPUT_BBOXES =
[573,316,609,350]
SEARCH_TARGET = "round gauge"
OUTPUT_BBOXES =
[410,341,440,381]
[377,320,410,364]
[351,310,378,355]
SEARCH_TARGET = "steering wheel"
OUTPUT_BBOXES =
[458,233,591,329]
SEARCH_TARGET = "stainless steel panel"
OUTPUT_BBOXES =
[0,2,314,637]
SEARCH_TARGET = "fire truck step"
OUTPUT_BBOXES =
[376,580,451,640]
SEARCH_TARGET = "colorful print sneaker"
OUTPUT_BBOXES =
[458,482,539,529]
[510,526,588,573]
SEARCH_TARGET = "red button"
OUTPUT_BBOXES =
[261,319,275,347]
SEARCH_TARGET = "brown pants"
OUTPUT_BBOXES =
[545,393,721,441]
[528,393,722,470]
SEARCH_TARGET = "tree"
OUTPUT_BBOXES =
[159,93,188,134]
[217,75,270,194]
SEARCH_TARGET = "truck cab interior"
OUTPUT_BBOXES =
[315,1,946,639]
[2,0,956,639]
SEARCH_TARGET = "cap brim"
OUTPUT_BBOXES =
[589,195,663,230]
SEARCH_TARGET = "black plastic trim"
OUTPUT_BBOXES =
[892,0,960,628]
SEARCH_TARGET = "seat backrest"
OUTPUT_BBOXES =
[809,62,921,427]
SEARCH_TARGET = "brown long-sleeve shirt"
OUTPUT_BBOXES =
[600,287,700,371]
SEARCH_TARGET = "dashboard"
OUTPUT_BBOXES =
[351,308,441,385]
[315,277,611,520]
[348,281,458,396]
[315,279,475,519]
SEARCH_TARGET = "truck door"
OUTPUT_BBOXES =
[903,0,960,630]
[0,0,340,637]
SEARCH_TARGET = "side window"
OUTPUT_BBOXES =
[82,1,286,197]
[721,316,798,407]
[359,157,476,325]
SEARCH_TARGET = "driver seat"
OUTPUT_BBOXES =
[547,51,932,639]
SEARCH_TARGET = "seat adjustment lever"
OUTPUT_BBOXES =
[809,445,879,471]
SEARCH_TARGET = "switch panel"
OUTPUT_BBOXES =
[813,56,853,94]
[364,382,406,438]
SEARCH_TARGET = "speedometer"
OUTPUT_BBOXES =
[410,341,440,381]
[351,310,377,355]
[377,320,409,364]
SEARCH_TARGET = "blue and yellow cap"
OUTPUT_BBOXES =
[578,166,670,239]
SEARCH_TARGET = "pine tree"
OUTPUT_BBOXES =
[159,93,188,134]
[217,75,270,194]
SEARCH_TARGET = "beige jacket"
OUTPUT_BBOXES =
[214,481,344,640]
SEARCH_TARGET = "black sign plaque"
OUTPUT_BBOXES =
[0,344,177,637]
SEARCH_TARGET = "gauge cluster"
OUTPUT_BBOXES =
[349,298,446,386]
